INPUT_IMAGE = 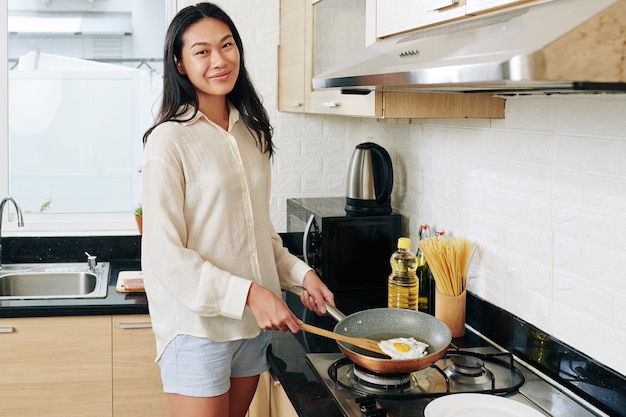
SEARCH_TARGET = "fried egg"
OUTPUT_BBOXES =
[378,337,429,360]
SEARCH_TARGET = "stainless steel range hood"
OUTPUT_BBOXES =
[312,0,626,94]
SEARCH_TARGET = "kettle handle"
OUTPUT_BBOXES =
[370,144,393,204]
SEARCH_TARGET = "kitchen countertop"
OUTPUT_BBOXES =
[0,235,146,317]
[0,259,146,318]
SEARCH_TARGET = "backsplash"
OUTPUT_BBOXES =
[356,96,626,378]
[209,1,626,377]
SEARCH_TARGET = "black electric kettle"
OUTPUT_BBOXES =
[345,142,393,215]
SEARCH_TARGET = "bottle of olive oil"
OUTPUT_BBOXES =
[417,224,431,313]
[388,237,418,310]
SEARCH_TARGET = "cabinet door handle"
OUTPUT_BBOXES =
[118,322,152,329]
[269,369,281,386]
[290,102,303,108]
[0,327,15,333]
[322,102,340,108]
[427,0,459,11]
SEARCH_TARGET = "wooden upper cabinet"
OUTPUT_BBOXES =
[277,0,306,113]
[377,0,467,38]
[277,0,381,117]
[376,0,542,37]
[277,0,504,119]
[466,0,536,15]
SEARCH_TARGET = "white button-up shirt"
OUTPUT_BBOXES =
[141,104,311,359]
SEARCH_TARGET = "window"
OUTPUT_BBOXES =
[2,0,174,235]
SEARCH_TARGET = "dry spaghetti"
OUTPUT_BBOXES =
[418,236,476,297]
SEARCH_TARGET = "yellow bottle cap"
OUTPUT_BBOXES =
[397,237,412,249]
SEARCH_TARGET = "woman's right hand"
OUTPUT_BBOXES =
[246,283,302,333]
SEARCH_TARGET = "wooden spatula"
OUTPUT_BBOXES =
[299,323,389,357]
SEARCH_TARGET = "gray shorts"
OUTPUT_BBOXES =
[158,332,271,397]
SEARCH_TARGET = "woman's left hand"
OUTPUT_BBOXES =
[300,271,335,316]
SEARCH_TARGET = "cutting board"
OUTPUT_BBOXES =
[116,271,144,293]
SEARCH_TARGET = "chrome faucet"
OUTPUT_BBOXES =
[0,196,25,269]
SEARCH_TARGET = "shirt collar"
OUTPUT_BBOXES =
[176,102,241,130]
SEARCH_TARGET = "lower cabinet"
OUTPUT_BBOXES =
[270,373,299,417]
[112,315,169,417]
[247,370,298,417]
[0,314,295,417]
[247,370,272,417]
[0,314,168,417]
[0,316,113,417]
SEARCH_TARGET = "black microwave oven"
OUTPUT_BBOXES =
[286,197,402,315]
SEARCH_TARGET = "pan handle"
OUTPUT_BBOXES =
[289,285,346,322]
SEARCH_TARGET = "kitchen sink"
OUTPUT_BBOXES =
[0,262,110,300]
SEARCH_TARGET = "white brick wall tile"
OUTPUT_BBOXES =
[583,175,626,213]
[301,174,343,194]
[615,217,626,252]
[323,175,345,194]
[581,245,626,294]
[553,204,614,247]
[467,158,507,188]
[505,164,552,198]
[467,213,505,247]
[617,139,626,176]
[271,213,286,232]
[323,155,347,175]
[504,97,554,132]
[614,297,626,333]
[483,130,526,162]
[277,156,322,175]
[301,137,326,156]
[503,224,551,265]
[553,237,582,277]
[322,116,348,137]
[554,135,617,174]
[555,97,626,137]
[479,187,525,223]
[509,289,551,331]
[551,302,581,347]
[524,196,552,230]
[554,98,589,135]
[553,170,586,206]
[303,115,325,135]
[553,271,585,314]
[523,260,551,295]
[273,134,301,156]
[527,134,554,166]
[423,117,492,129]
[321,135,347,155]
[578,316,618,371]
[272,175,301,194]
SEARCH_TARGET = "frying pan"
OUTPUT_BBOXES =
[291,287,452,374]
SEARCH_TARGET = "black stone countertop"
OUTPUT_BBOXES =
[0,236,146,317]
[0,259,146,318]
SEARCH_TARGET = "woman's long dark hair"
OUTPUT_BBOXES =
[143,3,274,157]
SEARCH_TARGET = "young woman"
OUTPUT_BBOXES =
[141,4,335,417]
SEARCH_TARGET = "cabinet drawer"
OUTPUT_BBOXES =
[112,315,168,417]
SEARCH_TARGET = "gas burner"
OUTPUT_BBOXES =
[323,348,526,401]
[353,365,414,390]
[444,355,493,385]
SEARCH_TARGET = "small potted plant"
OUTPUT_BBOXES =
[134,204,143,234]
